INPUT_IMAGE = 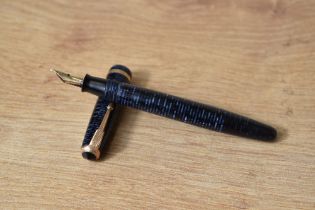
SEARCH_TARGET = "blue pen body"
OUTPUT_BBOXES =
[82,75,277,141]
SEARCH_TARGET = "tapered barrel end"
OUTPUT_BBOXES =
[245,122,277,141]
[223,117,277,141]
[257,125,277,141]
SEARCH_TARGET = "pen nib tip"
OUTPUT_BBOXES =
[50,68,57,73]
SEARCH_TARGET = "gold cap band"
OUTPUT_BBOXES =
[108,68,132,81]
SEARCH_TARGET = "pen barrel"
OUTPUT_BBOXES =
[82,76,277,141]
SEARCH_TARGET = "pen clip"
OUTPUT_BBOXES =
[81,103,114,160]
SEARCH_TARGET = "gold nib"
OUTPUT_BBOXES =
[50,69,83,87]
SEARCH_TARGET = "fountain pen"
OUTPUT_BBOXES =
[52,69,277,141]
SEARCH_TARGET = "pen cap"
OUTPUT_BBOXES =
[81,65,132,160]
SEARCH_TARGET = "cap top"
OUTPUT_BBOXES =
[110,65,132,77]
